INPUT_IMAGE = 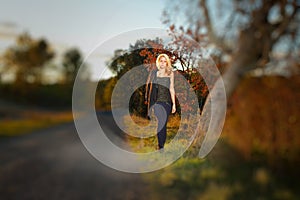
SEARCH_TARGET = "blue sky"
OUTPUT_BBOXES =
[0,0,167,80]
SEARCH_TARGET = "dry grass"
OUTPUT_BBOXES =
[123,113,181,152]
[0,110,73,137]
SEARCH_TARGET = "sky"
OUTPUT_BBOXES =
[0,0,167,80]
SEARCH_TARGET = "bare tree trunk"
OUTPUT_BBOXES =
[194,59,249,158]
[195,28,260,157]
[185,0,299,158]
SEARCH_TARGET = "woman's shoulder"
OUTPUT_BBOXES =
[151,69,158,76]
[157,71,173,78]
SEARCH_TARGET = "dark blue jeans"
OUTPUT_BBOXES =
[153,102,171,149]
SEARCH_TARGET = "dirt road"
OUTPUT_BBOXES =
[0,112,150,200]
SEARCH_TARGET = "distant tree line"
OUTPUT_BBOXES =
[0,32,89,108]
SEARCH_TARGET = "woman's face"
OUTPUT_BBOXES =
[159,56,167,70]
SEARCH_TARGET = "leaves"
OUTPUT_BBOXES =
[3,32,54,84]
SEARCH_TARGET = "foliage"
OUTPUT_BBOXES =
[0,83,73,108]
[2,32,54,84]
[163,0,300,68]
[95,78,110,111]
[0,32,93,108]
[223,75,300,165]
[104,38,211,115]
[125,75,300,200]
[62,48,89,83]
[107,47,144,77]
[163,0,300,101]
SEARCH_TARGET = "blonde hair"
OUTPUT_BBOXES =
[156,54,172,75]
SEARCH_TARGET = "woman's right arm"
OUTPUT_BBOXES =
[145,71,152,104]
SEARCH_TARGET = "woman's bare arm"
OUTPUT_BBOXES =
[169,71,176,113]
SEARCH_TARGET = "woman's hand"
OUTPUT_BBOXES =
[172,104,176,114]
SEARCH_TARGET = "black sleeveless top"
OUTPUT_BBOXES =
[156,77,171,103]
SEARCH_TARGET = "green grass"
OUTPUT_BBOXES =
[140,139,299,200]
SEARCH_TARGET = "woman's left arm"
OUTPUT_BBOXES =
[170,71,176,113]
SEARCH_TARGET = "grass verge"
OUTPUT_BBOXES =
[0,110,73,137]
[125,114,300,200]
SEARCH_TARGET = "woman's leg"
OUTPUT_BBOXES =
[153,102,171,149]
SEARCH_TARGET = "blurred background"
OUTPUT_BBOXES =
[0,0,299,199]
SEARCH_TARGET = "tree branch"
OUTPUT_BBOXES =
[271,0,299,43]
[199,0,231,52]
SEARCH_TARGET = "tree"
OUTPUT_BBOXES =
[163,0,299,98]
[106,37,211,116]
[62,48,89,84]
[106,39,169,116]
[2,32,54,84]
[163,0,300,156]
[107,38,164,76]
[138,37,210,115]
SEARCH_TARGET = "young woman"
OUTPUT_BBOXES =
[145,54,176,149]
